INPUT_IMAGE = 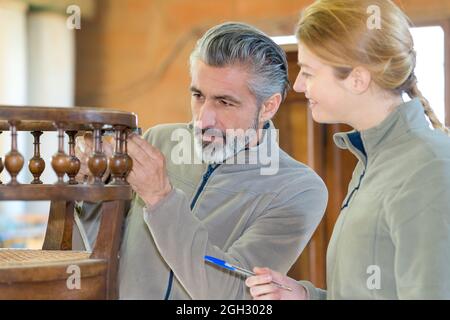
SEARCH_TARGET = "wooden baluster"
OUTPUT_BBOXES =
[109,126,128,185]
[51,124,69,184]
[123,129,133,183]
[66,131,81,185]
[88,124,107,185]
[5,121,24,185]
[29,131,45,184]
[0,131,3,184]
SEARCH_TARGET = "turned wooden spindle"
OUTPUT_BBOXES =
[4,121,24,185]
[0,131,3,185]
[65,131,81,185]
[123,129,133,182]
[88,124,108,185]
[108,126,128,185]
[29,131,45,184]
[51,125,69,184]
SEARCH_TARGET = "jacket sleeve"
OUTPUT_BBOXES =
[297,280,327,300]
[388,159,450,299]
[143,175,328,300]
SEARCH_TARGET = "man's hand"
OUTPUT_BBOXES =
[127,133,173,207]
[75,132,114,184]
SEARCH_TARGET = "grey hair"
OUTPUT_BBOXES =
[189,22,290,105]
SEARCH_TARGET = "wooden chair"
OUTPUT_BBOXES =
[0,106,138,299]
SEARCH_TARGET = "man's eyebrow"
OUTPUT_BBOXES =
[190,86,241,105]
[213,94,241,105]
[190,86,201,93]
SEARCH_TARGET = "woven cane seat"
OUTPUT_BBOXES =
[0,249,91,267]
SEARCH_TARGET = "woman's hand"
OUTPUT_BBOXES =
[245,267,309,300]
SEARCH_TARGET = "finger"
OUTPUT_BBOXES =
[265,269,286,285]
[127,139,151,167]
[245,273,272,288]
[127,168,141,189]
[253,267,272,275]
[75,138,91,156]
[254,267,286,286]
[250,284,278,298]
[102,135,115,157]
[83,132,94,149]
[128,134,161,159]
[254,292,281,300]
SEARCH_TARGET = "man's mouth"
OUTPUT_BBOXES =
[202,135,223,143]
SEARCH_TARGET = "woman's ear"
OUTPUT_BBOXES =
[259,93,283,123]
[344,66,372,95]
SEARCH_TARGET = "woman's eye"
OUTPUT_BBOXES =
[301,72,312,78]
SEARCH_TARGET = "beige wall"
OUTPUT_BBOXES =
[75,0,313,131]
[75,0,450,131]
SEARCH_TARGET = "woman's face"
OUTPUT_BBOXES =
[293,42,353,124]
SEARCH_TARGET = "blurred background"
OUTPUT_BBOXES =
[0,0,449,289]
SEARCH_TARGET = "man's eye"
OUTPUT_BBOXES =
[192,93,202,98]
[219,100,233,106]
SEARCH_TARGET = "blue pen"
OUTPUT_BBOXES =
[204,256,292,291]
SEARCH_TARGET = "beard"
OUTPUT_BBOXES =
[193,114,260,164]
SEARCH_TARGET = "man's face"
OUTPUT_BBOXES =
[190,60,261,163]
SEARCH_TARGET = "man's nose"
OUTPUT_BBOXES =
[197,101,216,129]
[293,73,306,93]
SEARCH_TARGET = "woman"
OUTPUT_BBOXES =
[246,0,450,299]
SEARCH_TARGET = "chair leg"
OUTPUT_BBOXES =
[42,201,74,250]
[91,200,126,300]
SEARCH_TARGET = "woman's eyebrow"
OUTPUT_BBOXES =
[298,62,314,70]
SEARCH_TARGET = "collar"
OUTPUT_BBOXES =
[333,98,429,163]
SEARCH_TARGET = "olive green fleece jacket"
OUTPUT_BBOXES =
[73,121,328,299]
[299,98,450,300]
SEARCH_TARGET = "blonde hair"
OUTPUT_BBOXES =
[296,0,449,135]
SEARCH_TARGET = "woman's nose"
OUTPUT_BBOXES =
[293,73,306,93]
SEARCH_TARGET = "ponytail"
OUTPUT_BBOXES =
[404,76,450,135]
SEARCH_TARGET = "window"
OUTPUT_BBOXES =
[409,26,446,124]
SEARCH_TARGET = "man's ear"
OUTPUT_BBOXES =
[344,66,372,95]
[259,93,283,123]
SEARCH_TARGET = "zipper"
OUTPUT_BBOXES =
[331,133,368,296]
[163,164,220,300]
[190,164,220,210]
[340,168,366,210]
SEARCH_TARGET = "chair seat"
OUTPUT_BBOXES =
[0,249,108,299]
[0,249,106,282]
[0,249,91,267]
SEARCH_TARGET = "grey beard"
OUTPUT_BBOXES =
[193,116,259,164]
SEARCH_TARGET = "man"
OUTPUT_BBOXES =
[74,22,328,300]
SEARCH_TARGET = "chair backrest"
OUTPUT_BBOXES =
[0,106,138,299]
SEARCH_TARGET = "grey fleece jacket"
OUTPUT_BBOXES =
[74,121,328,299]
[299,98,450,300]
